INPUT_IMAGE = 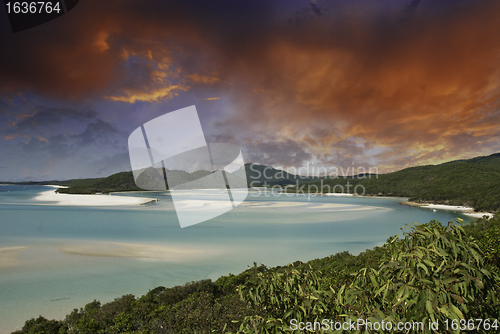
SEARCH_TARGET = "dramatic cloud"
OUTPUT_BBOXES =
[0,105,129,180]
[210,0,500,170]
[0,0,499,180]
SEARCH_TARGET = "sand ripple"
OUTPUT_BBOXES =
[57,242,206,261]
[0,246,27,268]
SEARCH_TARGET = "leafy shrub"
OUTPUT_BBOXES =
[336,220,499,333]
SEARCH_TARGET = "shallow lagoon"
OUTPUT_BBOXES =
[0,185,476,333]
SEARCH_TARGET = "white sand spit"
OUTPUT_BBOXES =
[463,212,494,219]
[34,190,156,206]
[321,193,354,197]
[406,202,494,219]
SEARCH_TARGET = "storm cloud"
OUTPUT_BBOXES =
[0,0,499,179]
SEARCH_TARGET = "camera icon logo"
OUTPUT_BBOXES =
[128,105,248,228]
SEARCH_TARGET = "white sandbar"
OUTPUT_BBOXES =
[408,202,493,219]
[306,203,379,211]
[34,190,156,206]
[321,193,354,197]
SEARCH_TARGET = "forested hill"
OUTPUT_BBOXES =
[244,163,323,186]
[6,163,313,194]
[4,153,500,211]
[445,152,500,166]
[53,168,244,194]
[54,163,323,193]
[304,152,500,212]
[54,170,217,194]
[55,172,141,194]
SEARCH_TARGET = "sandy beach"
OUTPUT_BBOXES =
[0,246,27,268]
[321,193,354,197]
[401,201,493,219]
[34,189,157,206]
[57,242,207,262]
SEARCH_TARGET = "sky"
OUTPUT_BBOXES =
[0,0,499,181]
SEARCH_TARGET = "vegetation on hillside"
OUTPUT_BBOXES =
[55,168,247,194]
[54,169,224,194]
[56,172,141,194]
[244,163,323,186]
[299,153,500,212]
[14,214,500,334]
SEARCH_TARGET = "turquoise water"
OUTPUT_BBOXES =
[0,185,475,333]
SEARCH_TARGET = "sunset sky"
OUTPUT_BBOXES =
[1,0,499,181]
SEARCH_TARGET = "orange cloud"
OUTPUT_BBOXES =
[105,84,188,103]
[3,133,31,141]
[94,31,110,53]
[213,1,500,170]
[188,74,220,84]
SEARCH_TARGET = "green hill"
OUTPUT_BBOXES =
[55,172,140,194]
[51,163,310,194]
[55,169,216,194]
[55,168,247,194]
[244,163,324,186]
[303,153,500,212]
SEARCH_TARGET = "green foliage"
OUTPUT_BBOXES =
[335,219,499,333]
[464,214,500,268]
[300,248,387,291]
[236,265,332,333]
[34,280,254,334]
[234,219,500,333]
[12,316,64,334]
